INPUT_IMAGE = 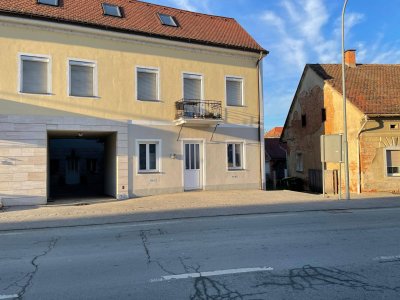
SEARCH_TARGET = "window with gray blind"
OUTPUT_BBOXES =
[183,74,202,100]
[69,61,96,97]
[20,55,50,94]
[226,77,243,106]
[386,150,400,176]
[137,68,159,101]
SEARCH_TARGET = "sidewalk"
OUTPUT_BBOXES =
[1,190,400,231]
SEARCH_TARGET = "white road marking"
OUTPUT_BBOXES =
[150,266,273,283]
[374,254,400,262]
[0,295,18,299]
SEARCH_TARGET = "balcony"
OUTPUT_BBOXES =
[174,99,223,126]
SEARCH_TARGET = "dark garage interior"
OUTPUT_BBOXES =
[48,132,116,201]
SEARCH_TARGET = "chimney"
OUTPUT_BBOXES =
[345,49,356,67]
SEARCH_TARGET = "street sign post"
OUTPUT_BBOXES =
[321,134,343,199]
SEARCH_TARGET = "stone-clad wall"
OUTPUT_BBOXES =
[0,114,129,206]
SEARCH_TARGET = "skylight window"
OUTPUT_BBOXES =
[158,13,178,27]
[37,0,59,6]
[102,3,122,18]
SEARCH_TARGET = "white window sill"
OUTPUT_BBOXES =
[69,95,99,99]
[19,91,53,96]
[228,168,245,171]
[136,99,161,102]
[227,104,246,108]
[138,171,161,175]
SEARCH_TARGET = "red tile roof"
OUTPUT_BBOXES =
[264,127,283,138]
[309,64,400,115]
[0,0,267,54]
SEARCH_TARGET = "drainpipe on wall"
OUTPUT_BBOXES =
[357,116,369,194]
[257,51,266,190]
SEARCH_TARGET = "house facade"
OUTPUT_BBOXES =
[281,50,400,194]
[0,0,267,206]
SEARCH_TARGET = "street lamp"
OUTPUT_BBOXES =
[342,0,351,200]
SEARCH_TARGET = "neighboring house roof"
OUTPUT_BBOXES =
[0,0,267,54]
[265,138,286,160]
[309,64,400,115]
[264,127,283,138]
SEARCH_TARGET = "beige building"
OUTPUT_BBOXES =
[281,50,400,194]
[0,0,267,206]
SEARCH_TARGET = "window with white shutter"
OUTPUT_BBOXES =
[20,55,50,94]
[137,68,159,101]
[183,74,202,100]
[226,77,243,106]
[386,150,400,176]
[69,60,96,97]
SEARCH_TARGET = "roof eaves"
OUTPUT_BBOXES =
[0,10,268,54]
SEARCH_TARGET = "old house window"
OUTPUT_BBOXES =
[301,114,307,127]
[37,0,59,6]
[296,152,304,172]
[226,77,244,106]
[69,60,97,97]
[322,108,326,122]
[386,150,400,176]
[158,13,178,27]
[137,67,159,101]
[183,73,202,100]
[20,55,51,94]
[137,141,160,173]
[227,143,244,170]
[102,3,123,17]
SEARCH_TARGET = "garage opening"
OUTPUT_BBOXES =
[48,132,117,201]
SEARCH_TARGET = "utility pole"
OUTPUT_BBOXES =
[342,0,351,200]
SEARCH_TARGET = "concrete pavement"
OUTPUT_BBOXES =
[0,190,399,231]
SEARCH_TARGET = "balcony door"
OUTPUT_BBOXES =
[184,142,203,191]
[183,73,204,118]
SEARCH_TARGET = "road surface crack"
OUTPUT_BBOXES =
[5,237,59,299]
[139,230,176,275]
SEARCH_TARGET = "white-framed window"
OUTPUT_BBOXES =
[296,152,304,172]
[226,76,244,106]
[183,73,203,100]
[68,60,97,97]
[137,140,161,173]
[227,142,244,170]
[136,67,159,101]
[386,149,400,177]
[19,54,51,94]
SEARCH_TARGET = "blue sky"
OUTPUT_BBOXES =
[148,0,400,131]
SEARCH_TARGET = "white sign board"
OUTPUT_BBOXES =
[321,134,343,163]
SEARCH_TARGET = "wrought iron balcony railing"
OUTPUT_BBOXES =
[175,99,222,121]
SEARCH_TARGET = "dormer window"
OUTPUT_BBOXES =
[158,13,178,27]
[37,0,59,6]
[102,3,122,18]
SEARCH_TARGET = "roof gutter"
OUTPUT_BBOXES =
[257,51,267,190]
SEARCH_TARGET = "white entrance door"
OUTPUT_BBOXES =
[184,143,202,190]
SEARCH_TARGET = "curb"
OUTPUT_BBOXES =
[1,204,400,233]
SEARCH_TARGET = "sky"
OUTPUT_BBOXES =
[147,0,400,132]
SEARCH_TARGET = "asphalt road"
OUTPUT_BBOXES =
[1,207,400,299]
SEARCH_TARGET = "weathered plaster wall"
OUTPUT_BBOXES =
[284,68,325,187]
[359,119,400,192]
